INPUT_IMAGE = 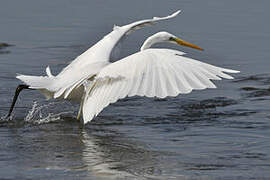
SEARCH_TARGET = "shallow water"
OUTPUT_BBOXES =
[1,0,270,179]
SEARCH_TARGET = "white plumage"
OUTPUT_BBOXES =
[14,10,239,124]
[82,48,239,124]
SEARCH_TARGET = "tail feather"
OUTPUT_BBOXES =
[16,75,54,90]
[16,74,56,99]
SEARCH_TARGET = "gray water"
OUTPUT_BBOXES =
[1,0,270,179]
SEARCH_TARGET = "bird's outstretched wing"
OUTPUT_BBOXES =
[77,10,181,62]
[82,48,239,124]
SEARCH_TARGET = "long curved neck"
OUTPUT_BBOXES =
[140,35,160,51]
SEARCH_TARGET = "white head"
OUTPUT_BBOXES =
[140,31,203,51]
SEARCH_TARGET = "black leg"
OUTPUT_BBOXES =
[6,84,33,118]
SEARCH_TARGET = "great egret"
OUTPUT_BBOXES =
[7,10,181,119]
[7,10,239,124]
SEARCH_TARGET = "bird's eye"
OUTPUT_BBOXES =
[169,37,175,41]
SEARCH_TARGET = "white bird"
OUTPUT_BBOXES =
[7,10,239,124]
[7,10,182,119]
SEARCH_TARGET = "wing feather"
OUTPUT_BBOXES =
[166,61,192,94]
[82,48,239,124]
[125,10,181,35]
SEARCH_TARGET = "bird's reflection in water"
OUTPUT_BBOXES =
[80,129,134,179]
[80,125,162,180]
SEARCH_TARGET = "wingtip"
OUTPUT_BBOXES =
[171,10,182,17]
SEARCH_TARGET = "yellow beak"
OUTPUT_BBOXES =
[171,37,203,51]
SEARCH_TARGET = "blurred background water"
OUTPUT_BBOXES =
[0,0,270,179]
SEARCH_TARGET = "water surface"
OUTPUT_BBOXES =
[1,0,270,179]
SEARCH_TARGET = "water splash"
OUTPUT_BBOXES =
[0,114,12,125]
[24,101,75,125]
